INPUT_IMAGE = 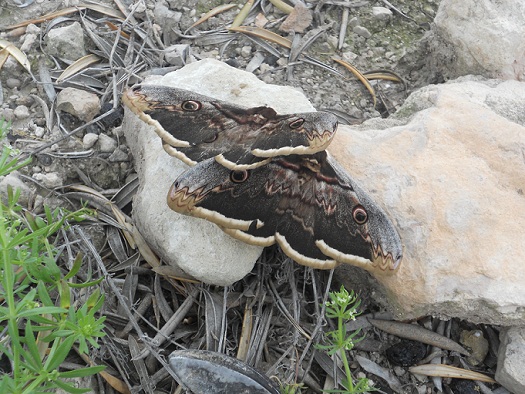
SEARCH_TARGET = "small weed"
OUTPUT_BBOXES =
[0,119,105,393]
[316,286,375,394]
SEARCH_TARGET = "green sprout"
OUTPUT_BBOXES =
[316,286,375,394]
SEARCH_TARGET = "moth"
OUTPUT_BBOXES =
[122,84,338,170]
[167,151,403,273]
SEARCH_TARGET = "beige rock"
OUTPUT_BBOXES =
[279,3,313,33]
[333,76,525,325]
[56,88,101,122]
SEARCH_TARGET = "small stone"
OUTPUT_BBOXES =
[240,46,252,58]
[0,172,31,206]
[44,22,87,62]
[34,126,45,138]
[6,78,21,89]
[20,33,37,52]
[276,57,288,67]
[164,44,191,67]
[255,13,268,28]
[349,16,360,28]
[1,108,15,122]
[460,329,489,366]
[372,6,393,20]
[353,25,372,38]
[14,105,30,119]
[16,96,34,107]
[108,147,129,162]
[56,87,101,122]
[83,133,99,149]
[25,23,40,35]
[98,133,117,153]
[279,3,312,33]
[32,172,63,189]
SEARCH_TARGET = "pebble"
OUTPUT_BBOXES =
[56,87,101,122]
[353,25,372,38]
[34,126,45,138]
[349,16,360,28]
[1,108,15,122]
[109,147,129,162]
[16,96,34,107]
[460,329,489,366]
[276,57,288,67]
[83,133,99,149]
[240,46,252,58]
[45,22,87,62]
[372,6,393,21]
[20,33,37,52]
[98,133,118,153]
[14,105,30,119]
[26,23,40,35]
[32,172,63,189]
[165,44,191,67]
[0,172,31,205]
[6,78,21,89]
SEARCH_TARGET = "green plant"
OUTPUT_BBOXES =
[0,119,106,393]
[316,286,375,394]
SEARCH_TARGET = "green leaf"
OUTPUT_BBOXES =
[44,335,76,371]
[23,320,45,371]
[18,306,68,318]
[59,365,106,378]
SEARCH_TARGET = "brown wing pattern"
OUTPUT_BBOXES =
[167,151,402,272]
[122,85,338,170]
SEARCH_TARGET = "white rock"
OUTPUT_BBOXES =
[33,172,63,189]
[14,105,30,119]
[0,172,32,206]
[332,76,525,325]
[34,126,45,138]
[124,59,317,285]
[56,88,101,122]
[97,133,117,153]
[433,0,525,80]
[496,327,525,393]
[44,21,87,62]
[372,6,392,20]
[83,133,99,149]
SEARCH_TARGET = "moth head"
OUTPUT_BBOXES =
[355,195,403,272]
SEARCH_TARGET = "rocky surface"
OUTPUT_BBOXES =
[432,0,525,80]
[332,76,525,327]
